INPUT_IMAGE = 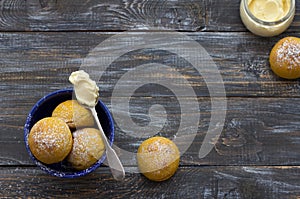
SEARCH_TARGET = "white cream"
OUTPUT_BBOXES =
[69,70,99,107]
[249,0,289,22]
[240,0,295,37]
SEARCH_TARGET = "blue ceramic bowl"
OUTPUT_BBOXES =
[24,89,114,178]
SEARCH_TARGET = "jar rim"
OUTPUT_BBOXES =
[243,0,295,26]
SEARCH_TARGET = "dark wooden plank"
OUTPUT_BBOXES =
[1,32,300,166]
[1,97,300,166]
[0,0,298,32]
[0,166,299,198]
[1,32,300,97]
[205,0,245,32]
[0,0,205,31]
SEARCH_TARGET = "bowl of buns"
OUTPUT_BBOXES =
[24,89,114,178]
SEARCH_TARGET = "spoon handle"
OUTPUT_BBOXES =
[90,107,125,181]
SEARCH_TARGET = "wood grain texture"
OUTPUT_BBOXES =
[0,0,299,197]
[1,32,300,167]
[0,0,205,31]
[0,0,298,32]
[1,32,300,98]
[1,97,300,166]
[0,166,299,198]
[102,96,300,167]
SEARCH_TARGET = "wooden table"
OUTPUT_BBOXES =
[1,0,300,198]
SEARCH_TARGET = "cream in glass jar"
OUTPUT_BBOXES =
[240,0,295,37]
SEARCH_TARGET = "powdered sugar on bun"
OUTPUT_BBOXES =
[28,117,73,164]
[270,36,300,79]
[67,128,105,170]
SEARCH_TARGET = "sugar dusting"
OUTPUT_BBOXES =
[68,128,105,170]
[276,38,300,70]
[34,119,68,152]
[138,138,179,173]
[29,117,72,162]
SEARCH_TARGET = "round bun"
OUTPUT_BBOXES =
[137,136,180,181]
[270,36,300,79]
[28,117,73,164]
[52,100,95,129]
[67,128,105,170]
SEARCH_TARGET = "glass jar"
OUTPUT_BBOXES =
[240,0,295,37]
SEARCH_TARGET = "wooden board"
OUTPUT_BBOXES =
[1,97,300,166]
[1,31,300,167]
[0,0,300,197]
[0,0,298,32]
[0,0,205,31]
[0,166,299,198]
[1,32,300,98]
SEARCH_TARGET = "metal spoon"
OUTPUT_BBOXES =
[69,70,125,180]
[90,107,125,181]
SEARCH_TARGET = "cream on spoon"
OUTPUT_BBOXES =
[69,70,99,107]
[69,70,125,181]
